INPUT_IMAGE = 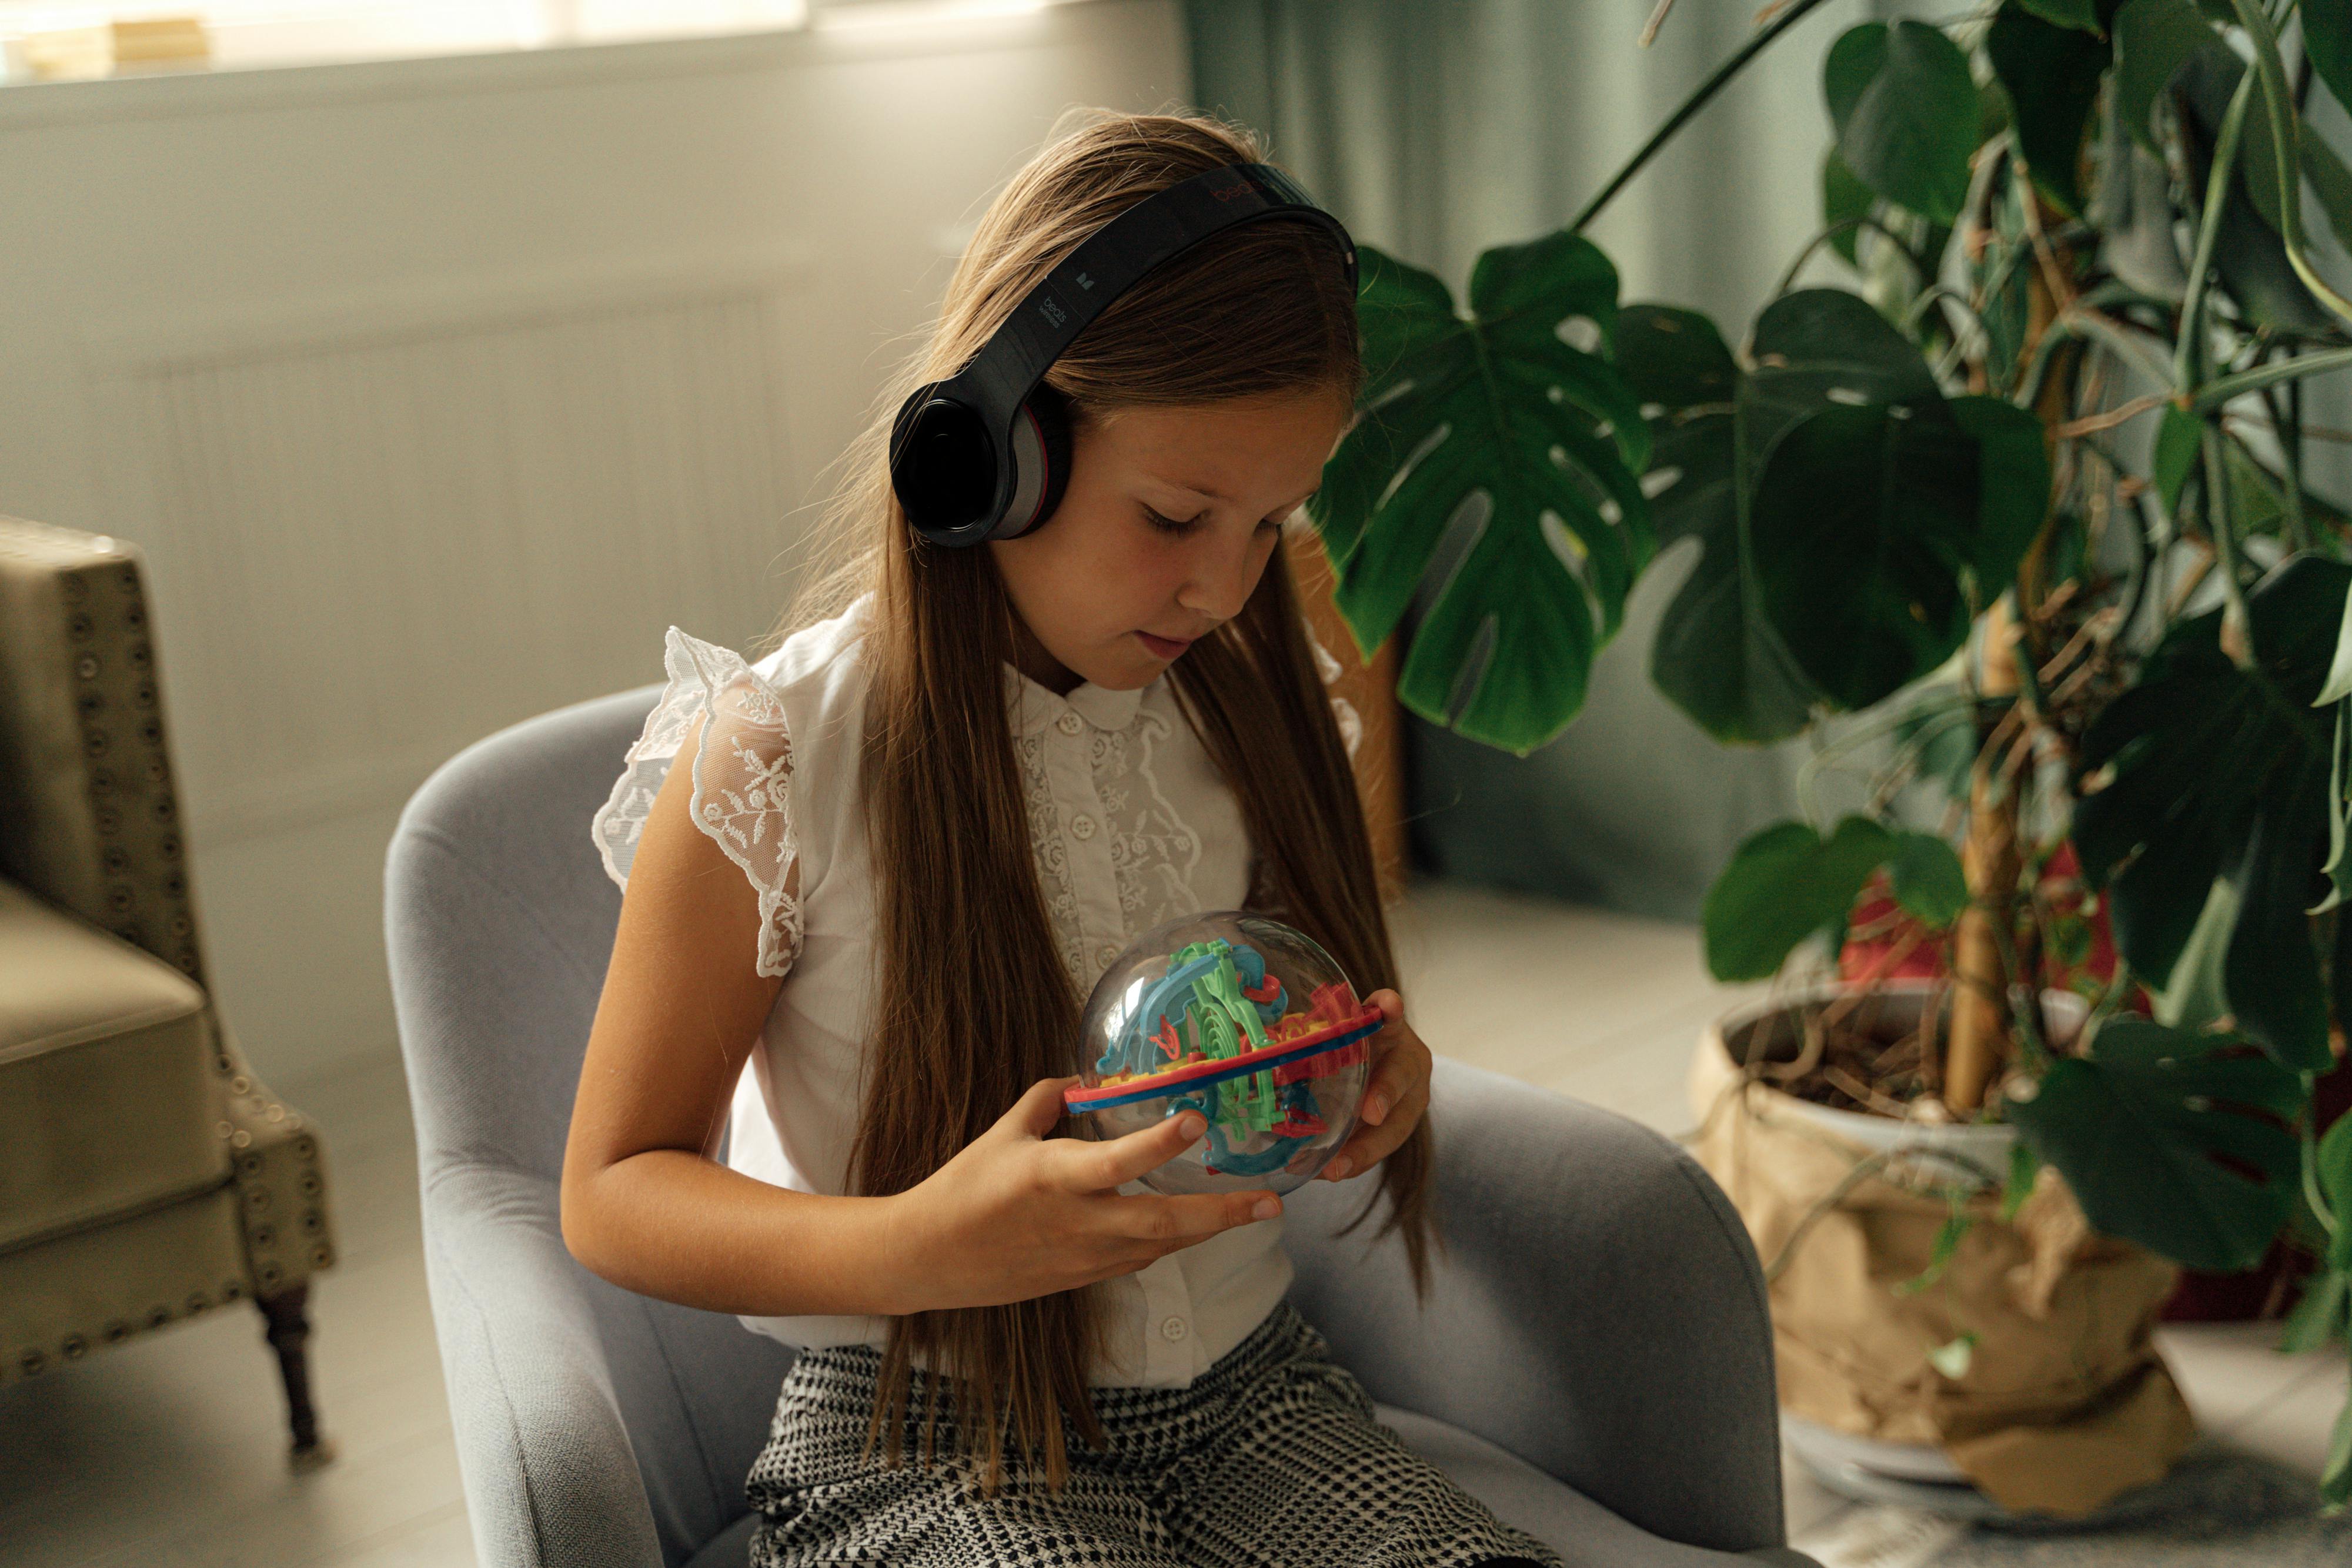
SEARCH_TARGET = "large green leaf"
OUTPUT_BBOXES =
[1822,146,1876,268]
[1950,393,2058,590]
[2073,556,2348,1069]
[1622,303,1822,744]
[1823,22,1887,132]
[1642,405,1822,744]
[1612,300,1738,413]
[1748,402,1983,709]
[2175,45,2339,334]
[1311,236,1653,754]
[2278,1266,2348,1352]
[2326,1380,2352,1511]
[2310,0,2352,122]
[2150,877,2237,1031]
[2320,1101,2352,1272]
[2005,1018,2303,1272]
[2113,0,2217,151]
[2018,0,2105,26]
[1987,1,2114,217]
[1633,289,2047,736]
[1641,288,1943,735]
[2303,139,2352,256]
[2154,403,2202,513]
[1746,287,1943,418]
[1826,21,1982,226]
[2178,36,2352,255]
[1747,399,2047,711]
[1698,814,1964,983]
[1703,815,1899,981]
[2224,748,2333,1067]
[1889,830,1969,927]
[2314,700,2351,915]
[2320,585,2352,708]
[2308,1077,2352,1510]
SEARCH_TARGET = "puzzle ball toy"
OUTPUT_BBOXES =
[1063,911,1384,1196]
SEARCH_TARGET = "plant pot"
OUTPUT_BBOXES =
[1687,980,2196,1520]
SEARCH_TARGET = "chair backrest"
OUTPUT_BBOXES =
[0,515,212,989]
[386,686,794,1565]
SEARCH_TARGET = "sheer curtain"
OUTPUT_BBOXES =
[1185,0,1919,920]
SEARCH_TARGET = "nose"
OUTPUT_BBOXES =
[1174,525,1262,624]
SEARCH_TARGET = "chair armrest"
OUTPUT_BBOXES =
[1282,1055,1787,1557]
[419,1164,663,1568]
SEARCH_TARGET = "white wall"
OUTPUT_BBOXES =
[0,0,1192,1082]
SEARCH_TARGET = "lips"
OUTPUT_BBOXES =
[1137,631,1195,659]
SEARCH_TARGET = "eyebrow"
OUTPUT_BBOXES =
[1160,479,1322,509]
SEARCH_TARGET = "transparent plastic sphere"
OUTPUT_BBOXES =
[1064,911,1382,1196]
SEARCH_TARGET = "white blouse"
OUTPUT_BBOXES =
[591,589,1361,1388]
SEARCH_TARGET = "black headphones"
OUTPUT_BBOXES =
[887,162,1358,549]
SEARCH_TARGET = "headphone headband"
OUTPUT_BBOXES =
[889,162,1357,548]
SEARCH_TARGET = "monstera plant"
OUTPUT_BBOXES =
[1305,0,2352,1506]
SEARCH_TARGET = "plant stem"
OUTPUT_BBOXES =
[2040,305,2178,391]
[1949,599,2026,1111]
[2175,63,2257,395]
[1763,1150,1901,1283]
[2201,424,2258,664]
[1569,0,1840,235]
[2192,346,2352,413]
[2256,357,2311,550]
[1949,173,2089,1105]
[1772,215,1933,300]
[2305,1083,2341,1241]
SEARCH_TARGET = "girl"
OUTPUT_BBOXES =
[563,109,1561,1568]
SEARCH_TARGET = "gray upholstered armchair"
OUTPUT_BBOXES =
[385,683,1818,1568]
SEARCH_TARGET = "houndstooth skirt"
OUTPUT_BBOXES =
[744,1298,1563,1568]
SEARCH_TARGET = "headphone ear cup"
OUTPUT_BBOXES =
[1005,382,1075,539]
[892,386,1004,546]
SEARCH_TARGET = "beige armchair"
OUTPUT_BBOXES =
[0,513,338,1469]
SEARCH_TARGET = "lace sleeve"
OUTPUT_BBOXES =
[590,626,803,979]
[1301,616,1363,763]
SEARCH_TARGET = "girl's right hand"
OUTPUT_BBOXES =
[880,1075,1283,1314]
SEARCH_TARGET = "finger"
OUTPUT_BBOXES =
[1007,1075,1086,1139]
[1100,1189,1282,1248]
[1051,1104,1212,1192]
[1358,1031,1432,1128]
[1323,1075,1430,1181]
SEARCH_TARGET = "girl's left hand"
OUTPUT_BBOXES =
[1319,988,1431,1182]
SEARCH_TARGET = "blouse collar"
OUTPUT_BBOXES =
[835,594,1155,736]
[1001,660,1151,737]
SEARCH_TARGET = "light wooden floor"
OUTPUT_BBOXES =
[4,879,2343,1566]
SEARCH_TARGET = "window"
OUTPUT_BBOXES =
[0,1,820,82]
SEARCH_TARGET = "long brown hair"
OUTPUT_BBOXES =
[759,108,1436,1495]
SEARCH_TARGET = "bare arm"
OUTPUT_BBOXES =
[560,709,920,1318]
[562,709,1290,1322]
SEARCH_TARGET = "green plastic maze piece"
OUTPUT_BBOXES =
[1169,940,1279,1139]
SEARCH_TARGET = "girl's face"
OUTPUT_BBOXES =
[990,387,1352,694]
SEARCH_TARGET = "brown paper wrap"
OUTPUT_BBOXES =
[1687,1025,2194,1517]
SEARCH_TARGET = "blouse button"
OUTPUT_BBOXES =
[1057,711,1083,735]
[1072,814,1097,840]
[1160,1315,1190,1342]
[1097,943,1121,968]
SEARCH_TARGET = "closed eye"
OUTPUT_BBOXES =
[1142,504,1205,536]
[1142,504,1294,538]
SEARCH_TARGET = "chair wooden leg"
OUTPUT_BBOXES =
[258,1284,336,1470]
